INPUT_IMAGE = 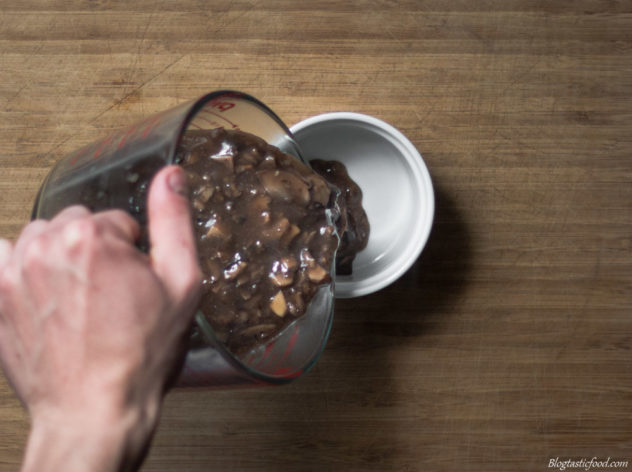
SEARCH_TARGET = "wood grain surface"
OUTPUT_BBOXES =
[1,1,631,471]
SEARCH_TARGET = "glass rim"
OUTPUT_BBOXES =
[171,89,305,167]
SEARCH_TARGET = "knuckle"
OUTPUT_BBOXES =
[181,266,203,296]
[18,220,47,240]
[99,209,139,235]
[26,219,47,230]
[0,268,14,295]
[57,204,90,219]
[108,208,133,221]
[63,217,100,248]
[23,235,49,268]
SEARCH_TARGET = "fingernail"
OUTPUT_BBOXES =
[167,168,188,196]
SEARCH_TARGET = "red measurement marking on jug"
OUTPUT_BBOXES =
[117,124,138,150]
[66,146,89,167]
[67,110,169,169]
[93,134,114,159]
[195,115,223,130]
[197,108,239,130]
[209,100,235,112]
[141,114,163,139]
[276,326,300,365]
[254,341,277,368]
[271,367,303,379]
[201,98,240,128]
[249,324,301,374]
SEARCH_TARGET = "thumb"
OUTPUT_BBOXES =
[147,165,202,300]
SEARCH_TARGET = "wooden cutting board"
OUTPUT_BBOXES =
[0,1,630,470]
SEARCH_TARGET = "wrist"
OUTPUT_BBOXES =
[23,400,160,472]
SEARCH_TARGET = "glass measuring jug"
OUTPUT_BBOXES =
[31,90,336,388]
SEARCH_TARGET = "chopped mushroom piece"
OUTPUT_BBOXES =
[258,170,310,205]
[270,291,287,317]
[307,264,329,283]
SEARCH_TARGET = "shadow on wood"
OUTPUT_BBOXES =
[255,180,473,471]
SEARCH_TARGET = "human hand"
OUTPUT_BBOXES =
[0,166,202,472]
